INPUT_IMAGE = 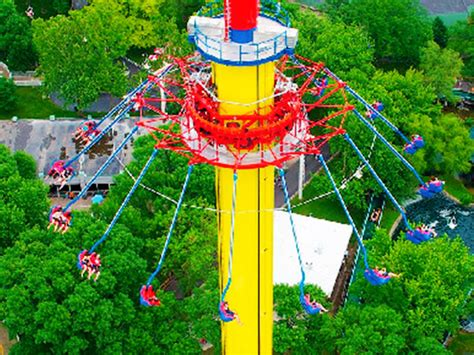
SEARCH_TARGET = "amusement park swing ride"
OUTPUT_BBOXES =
[46,0,444,352]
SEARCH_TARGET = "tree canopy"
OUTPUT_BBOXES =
[432,16,448,49]
[448,11,474,77]
[338,0,432,70]
[0,0,37,71]
[420,41,463,103]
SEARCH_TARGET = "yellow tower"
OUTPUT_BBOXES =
[188,1,298,352]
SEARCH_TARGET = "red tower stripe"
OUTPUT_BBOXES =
[228,0,258,31]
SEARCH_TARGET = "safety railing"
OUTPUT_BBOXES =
[197,0,290,27]
[193,29,289,65]
[192,0,292,65]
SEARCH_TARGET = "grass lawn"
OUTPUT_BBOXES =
[448,332,474,354]
[0,87,77,120]
[441,174,474,205]
[291,185,365,227]
[379,205,400,231]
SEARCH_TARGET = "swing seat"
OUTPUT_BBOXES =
[140,285,161,307]
[218,302,236,322]
[428,180,444,193]
[315,77,328,97]
[373,102,384,112]
[366,111,377,119]
[48,160,65,175]
[403,144,417,155]
[48,205,63,222]
[299,294,323,315]
[406,230,431,244]
[77,250,89,270]
[418,186,436,198]
[412,135,424,148]
[406,231,423,244]
[364,269,391,286]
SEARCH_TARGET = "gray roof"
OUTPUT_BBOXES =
[420,0,474,14]
[0,119,144,179]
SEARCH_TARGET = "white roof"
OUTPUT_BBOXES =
[273,211,352,296]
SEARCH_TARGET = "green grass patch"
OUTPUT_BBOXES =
[0,87,76,120]
[448,332,474,354]
[291,186,365,226]
[442,174,474,205]
[379,205,400,231]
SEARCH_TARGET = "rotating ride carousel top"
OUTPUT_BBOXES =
[45,0,444,319]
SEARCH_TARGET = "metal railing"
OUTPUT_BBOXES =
[192,0,292,65]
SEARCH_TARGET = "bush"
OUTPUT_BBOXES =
[0,76,17,112]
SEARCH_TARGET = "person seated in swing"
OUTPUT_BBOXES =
[75,121,100,145]
[88,253,101,281]
[25,6,34,18]
[370,208,382,223]
[48,206,64,233]
[56,211,72,234]
[140,285,161,306]
[303,294,328,314]
[411,134,424,148]
[427,176,444,193]
[403,142,417,154]
[57,167,74,190]
[48,160,65,180]
[374,266,400,279]
[219,301,242,324]
[79,253,92,278]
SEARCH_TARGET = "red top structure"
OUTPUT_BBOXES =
[226,0,259,43]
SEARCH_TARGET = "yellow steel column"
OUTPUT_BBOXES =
[214,62,275,354]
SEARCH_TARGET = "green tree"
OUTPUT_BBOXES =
[319,304,406,354]
[273,284,329,354]
[448,12,474,77]
[432,16,448,48]
[0,76,17,112]
[322,0,350,20]
[294,13,375,79]
[330,68,440,209]
[13,150,37,179]
[0,0,36,71]
[349,229,473,351]
[340,0,432,70]
[32,0,133,109]
[0,145,48,254]
[420,41,463,103]
[426,114,474,175]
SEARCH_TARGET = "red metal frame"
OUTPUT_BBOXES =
[133,55,349,169]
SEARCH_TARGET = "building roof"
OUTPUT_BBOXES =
[273,211,352,296]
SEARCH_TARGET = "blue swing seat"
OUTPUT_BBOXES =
[77,249,88,270]
[373,102,384,112]
[418,186,436,198]
[406,230,431,244]
[404,144,417,155]
[218,302,236,322]
[364,269,391,286]
[299,293,323,315]
[428,180,444,193]
[412,135,424,149]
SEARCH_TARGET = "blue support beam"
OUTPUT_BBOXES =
[89,148,160,253]
[352,109,425,185]
[318,154,370,270]
[344,133,411,229]
[65,126,139,210]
